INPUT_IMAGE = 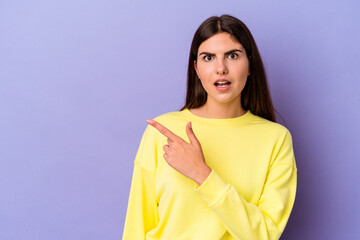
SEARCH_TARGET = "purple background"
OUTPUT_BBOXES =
[1,0,359,239]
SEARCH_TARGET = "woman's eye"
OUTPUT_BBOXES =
[228,53,238,59]
[203,55,213,61]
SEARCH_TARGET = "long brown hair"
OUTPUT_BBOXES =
[180,15,276,122]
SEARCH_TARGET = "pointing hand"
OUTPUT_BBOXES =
[146,119,212,185]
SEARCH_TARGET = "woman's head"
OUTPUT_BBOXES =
[181,14,276,122]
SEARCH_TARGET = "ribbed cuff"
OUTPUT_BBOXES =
[194,169,230,207]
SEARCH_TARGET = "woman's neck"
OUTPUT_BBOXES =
[189,101,246,119]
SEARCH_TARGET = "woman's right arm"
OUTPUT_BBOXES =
[122,126,159,240]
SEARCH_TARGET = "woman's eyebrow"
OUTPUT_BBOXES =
[198,51,215,56]
[225,49,243,54]
[198,49,243,56]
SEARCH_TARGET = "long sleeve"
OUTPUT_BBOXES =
[194,130,297,240]
[122,126,159,240]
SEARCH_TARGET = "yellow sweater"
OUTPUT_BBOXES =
[122,108,297,240]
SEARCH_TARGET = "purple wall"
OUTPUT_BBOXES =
[1,0,359,239]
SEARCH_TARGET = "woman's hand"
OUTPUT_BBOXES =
[146,119,212,186]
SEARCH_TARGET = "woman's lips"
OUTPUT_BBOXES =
[214,82,231,92]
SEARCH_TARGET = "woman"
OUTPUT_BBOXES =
[122,15,297,240]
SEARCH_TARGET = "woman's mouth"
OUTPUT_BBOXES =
[214,80,231,91]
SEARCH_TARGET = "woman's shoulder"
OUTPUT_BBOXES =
[250,113,292,138]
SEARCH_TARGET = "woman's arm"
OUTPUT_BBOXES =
[122,127,159,240]
[122,163,159,239]
[194,130,297,239]
[195,167,297,239]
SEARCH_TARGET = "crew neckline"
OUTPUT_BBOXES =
[181,108,254,126]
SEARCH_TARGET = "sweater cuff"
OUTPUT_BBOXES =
[194,169,231,207]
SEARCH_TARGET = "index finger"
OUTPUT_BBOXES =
[146,119,180,141]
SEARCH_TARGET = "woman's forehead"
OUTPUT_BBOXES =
[198,32,245,54]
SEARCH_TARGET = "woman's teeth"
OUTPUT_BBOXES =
[215,81,231,86]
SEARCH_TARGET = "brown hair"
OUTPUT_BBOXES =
[180,14,276,122]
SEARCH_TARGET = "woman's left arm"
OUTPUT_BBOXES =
[147,120,297,240]
[194,130,297,239]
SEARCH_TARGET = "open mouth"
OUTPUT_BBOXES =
[214,80,231,87]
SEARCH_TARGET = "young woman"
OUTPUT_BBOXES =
[122,15,297,240]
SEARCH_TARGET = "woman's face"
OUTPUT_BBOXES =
[194,32,250,107]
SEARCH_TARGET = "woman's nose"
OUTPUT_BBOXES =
[216,59,228,75]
